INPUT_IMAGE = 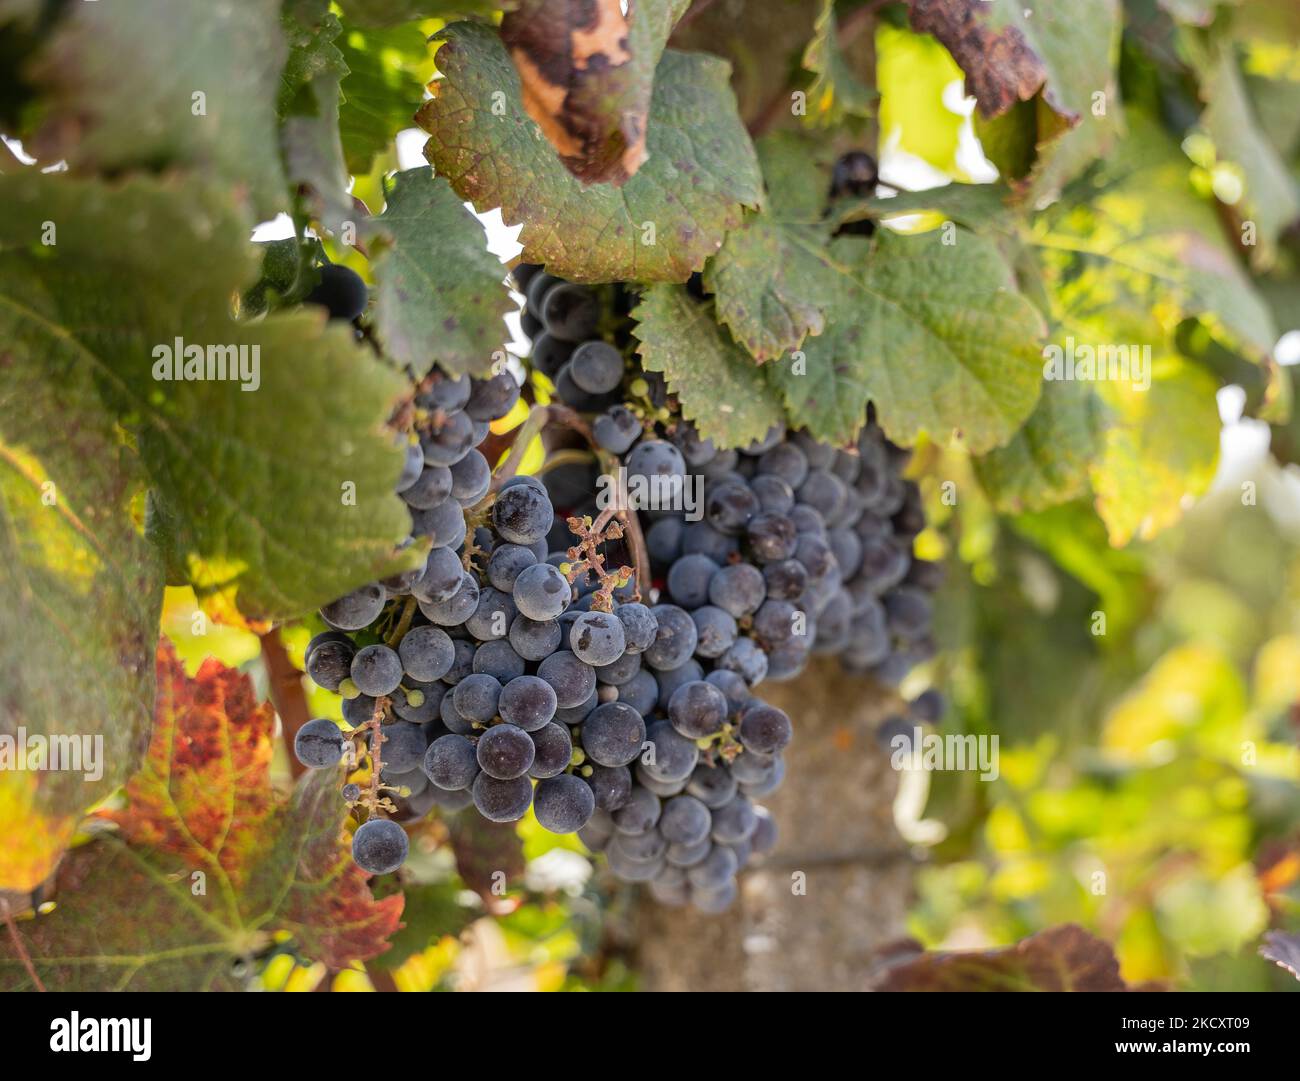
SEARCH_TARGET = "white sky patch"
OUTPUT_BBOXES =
[1210,384,1271,494]
[1217,384,1246,424]
[1276,329,1300,367]
[395,126,427,170]
[250,212,296,242]
[2,134,35,163]
[878,78,997,192]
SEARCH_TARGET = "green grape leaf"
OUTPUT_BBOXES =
[909,0,1123,201]
[766,229,1047,450]
[1088,357,1221,546]
[1227,0,1300,46]
[1035,114,1282,413]
[371,881,477,970]
[706,217,834,362]
[281,3,357,233]
[830,182,1016,234]
[337,0,506,26]
[23,0,288,218]
[975,378,1110,513]
[0,339,163,894]
[0,643,404,990]
[1157,0,1229,24]
[705,134,838,361]
[500,0,690,185]
[278,1,349,118]
[338,22,431,176]
[632,286,785,449]
[877,925,1133,991]
[1191,38,1300,268]
[801,0,876,125]
[370,167,513,376]
[419,21,763,283]
[0,170,419,622]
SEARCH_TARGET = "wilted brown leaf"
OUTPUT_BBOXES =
[876,924,1135,991]
[501,0,688,185]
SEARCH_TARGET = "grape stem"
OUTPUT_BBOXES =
[547,404,652,600]
[483,401,652,600]
[487,402,552,493]
[562,510,630,613]
[385,596,418,647]
[346,696,394,816]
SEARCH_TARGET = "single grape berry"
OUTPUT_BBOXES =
[472,773,535,823]
[380,722,430,773]
[422,733,480,791]
[533,773,596,833]
[352,818,409,875]
[306,637,356,692]
[498,674,558,732]
[667,681,727,739]
[580,701,646,767]
[493,483,555,545]
[569,610,626,667]
[465,372,521,422]
[513,561,571,621]
[541,283,600,341]
[568,340,624,393]
[398,625,455,682]
[739,702,793,754]
[831,150,879,198]
[594,405,641,454]
[306,263,368,321]
[320,584,386,631]
[537,650,597,709]
[585,763,633,811]
[294,718,346,769]
[350,644,404,697]
[659,794,712,847]
[528,721,574,779]
[476,722,536,779]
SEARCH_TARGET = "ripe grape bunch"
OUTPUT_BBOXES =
[293,170,941,912]
[291,275,788,912]
[516,258,942,690]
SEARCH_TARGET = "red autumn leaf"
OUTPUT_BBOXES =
[448,814,525,910]
[875,924,1140,992]
[0,640,402,991]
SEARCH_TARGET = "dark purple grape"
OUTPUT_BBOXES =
[476,722,535,779]
[352,818,408,874]
[667,680,727,738]
[294,718,346,769]
[580,701,646,767]
[472,773,534,822]
[534,773,595,833]
[306,263,368,321]
[498,674,558,732]
[528,721,574,779]
[422,733,480,790]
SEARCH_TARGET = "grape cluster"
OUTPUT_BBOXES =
[296,343,786,909]
[515,264,941,691]
[296,195,943,911]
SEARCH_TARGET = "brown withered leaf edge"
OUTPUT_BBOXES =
[501,0,647,186]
